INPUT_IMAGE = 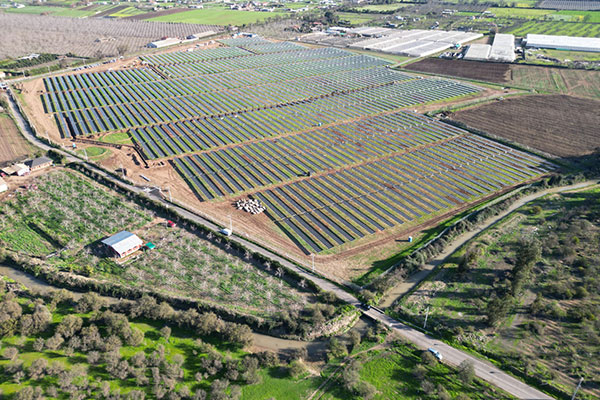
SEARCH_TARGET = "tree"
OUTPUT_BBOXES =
[288,359,306,378]
[341,359,360,391]
[355,381,377,400]
[126,327,145,347]
[56,315,83,338]
[421,350,438,366]
[3,347,18,361]
[159,326,171,341]
[485,295,513,326]
[457,360,475,384]
[349,330,361,351]
[75,292,106,313]
[327,337,348,360]
[116,44,129,57]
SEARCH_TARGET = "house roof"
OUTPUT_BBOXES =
[101,231,143,256]
[0,177,6,186]
[27,156,53,169]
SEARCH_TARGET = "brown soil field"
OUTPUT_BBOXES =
[0,111,33,166]
[403,58,511,83]
[403,58,600,100]
[125,8,189,20]
[93,5,128,18]
[450,94,600,158]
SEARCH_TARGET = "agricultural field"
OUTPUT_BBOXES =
[149,7,289,25]
[506,20,600,37]
[403,58,600,100]
[451,95,600,158]
[403,58,511,83]
[0,111,33,165]
[539,0,600,10]
[0,169,151,256]
[393,185,600,399]
[0,168,319,323]
[92,224,313,318]
[0,13,220,59]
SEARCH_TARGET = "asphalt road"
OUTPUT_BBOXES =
[6,90,554,400]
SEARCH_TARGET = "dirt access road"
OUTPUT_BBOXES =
[379,179,598,308]
[6,90,553,400]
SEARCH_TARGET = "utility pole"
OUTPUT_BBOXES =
[311,253,315,273]
[167,186,172,202]
[228,214,232,232]
[423,307,430,330]
[571,377,584,400]
[82,147,88,162]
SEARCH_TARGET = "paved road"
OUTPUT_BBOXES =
[6,90,554,400]
[379,180,598,308]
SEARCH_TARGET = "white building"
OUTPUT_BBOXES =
[0,177,7,193]
[464,44,492,61]
[101,231,144,258]
[489,34,516,62]
[525,34,600,53]
[147,38,181,48]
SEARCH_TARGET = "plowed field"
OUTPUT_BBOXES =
[451,94,600,157]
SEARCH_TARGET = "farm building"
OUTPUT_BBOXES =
[1,163,30,176]
[524,34,600,52]
[101,231,144,258]
[26,156,53,172]
[0,177,7,193]
[147,38,181,48]
[489,34,516,62]
[464,44,492,61]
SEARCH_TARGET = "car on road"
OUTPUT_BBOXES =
[358,303,371,311]
[219,228,232,237]
[428,348,443,361]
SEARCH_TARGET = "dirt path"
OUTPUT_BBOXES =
[378,179,599,309]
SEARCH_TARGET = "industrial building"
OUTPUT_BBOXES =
[525,34,600,52]
[463,34,515,62]
[101,231,144,259]
[147,38,181,49]
[489,34,516,62]
[347,28,482,58]
[464,44,492,61]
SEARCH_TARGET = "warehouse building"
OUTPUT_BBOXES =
[147,38,181,48]
[525,34,600,52]
[489,34,516,62]
[464,44,492,61]
[102,231,144,259]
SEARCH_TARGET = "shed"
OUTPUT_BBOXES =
[145,242,156,250]
[26,156,53,172]
[101,231,144,258]
[0,177,7,193]
[3,163,30,176]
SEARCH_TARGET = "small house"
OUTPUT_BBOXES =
[0,177,7,193]
[101,231,144,258]
[26,156,53,172]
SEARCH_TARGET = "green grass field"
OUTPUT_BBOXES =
[148,8,288,25]
[76,146,111,160]
[355,3,410,12]
[2,5,97,17]
[507,20,600,37]
[337,12,378,25]
[101,132,134,145]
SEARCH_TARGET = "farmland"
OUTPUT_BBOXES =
[0,111,33,165]
[0,13,220,59]
[393,185,600,399]
[404,58,600,100]
[0,169,319,322]
[0,170,152,256]
[451,95,600,158]
[149,8,288,25]
[507,20,600,37]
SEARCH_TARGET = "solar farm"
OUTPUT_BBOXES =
[37,37,554,260]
